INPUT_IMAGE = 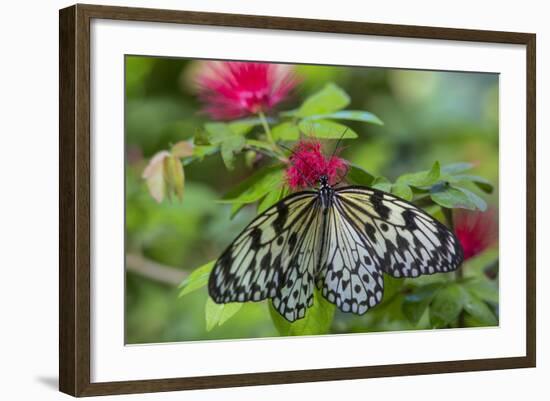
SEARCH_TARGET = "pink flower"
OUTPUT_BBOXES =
[195,61,298,120]
[454,209,498,260]
[285,140,348,190]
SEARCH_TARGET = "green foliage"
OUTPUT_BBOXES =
[429,283,466,328]
[272,122,300,140]
[126,56,498,343]
[305,110,383,125]
[258,185,289,214]
[462,291,498,326]
[431,185,487,211]
[402,283,441,325]
[391,183,413,201]
[291,83,350,117]
[397,161,441,188]
[178,260,215,297]
[298,119,358,139]
[205,298,243,331]
[346,164,375,186]
[220,166,285,205]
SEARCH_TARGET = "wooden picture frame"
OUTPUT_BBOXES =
[59,3,536,397]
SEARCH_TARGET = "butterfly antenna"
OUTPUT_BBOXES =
[329,128,348,162]
[330,128,350,187]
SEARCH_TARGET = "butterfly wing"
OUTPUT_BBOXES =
[316,186,463,315]
[316,202,384,315]
[208,190,322,322]
[334,186,464,278]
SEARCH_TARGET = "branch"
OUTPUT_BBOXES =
[126,253,187,286]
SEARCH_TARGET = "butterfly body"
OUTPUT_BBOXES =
[209,176,463,322]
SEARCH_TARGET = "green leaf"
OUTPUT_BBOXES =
[220,167,285,204]
[294,83,350,117]
[191,145,218,161]
[371,176,392,192]
[205,298,243,331]
[257,185,288,214]
[346,164,375,186]
[228,117,265,135]
[464,278,499,303]
[220,135,245,170]
[397,161,440,187]
[457,187,488,211]
[392,182,413,201]
[204,122,233,144]
[272,122,300,140]
[430,185,487,211]
[246,139,274,152]
[441,162,474,175]
[205,120,259,139]
[402,283,442,325]
[222,166,280,200]
[204,121,255,169]
[305,110,383,125]
[178,260,215,297]
[429,283,466,328]
[298,120,357,139]
[451,174,494,194]
[269,289,335,336]
[463,291,498,326]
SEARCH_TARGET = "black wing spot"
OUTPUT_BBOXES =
[396,234,410,251]
[249,227,262,250]
[402,209,418,230]
[288,232,298,254]
[260,251,272,269]
[370,193,391,219]
[272,202,288,234]
[365,222,377,243]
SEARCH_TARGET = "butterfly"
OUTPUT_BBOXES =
[208,173,464,322]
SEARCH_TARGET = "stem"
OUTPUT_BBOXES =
[126,253,187,286]
[258,110,274,144]
[258,110,287,160]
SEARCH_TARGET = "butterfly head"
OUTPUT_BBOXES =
[319,174,330,188]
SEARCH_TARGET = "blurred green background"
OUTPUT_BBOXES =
[125,56,498,344]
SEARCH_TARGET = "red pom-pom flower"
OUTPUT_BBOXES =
[454,209,498,261]
[285,140,348,190]
[195,61,298,120]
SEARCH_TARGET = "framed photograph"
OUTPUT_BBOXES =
[59,4,536,397]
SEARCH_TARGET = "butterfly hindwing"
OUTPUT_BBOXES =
[317,203,384,315]
[335,186,464,278]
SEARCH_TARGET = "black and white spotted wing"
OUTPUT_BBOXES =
[208,185,463,322]
[208,190,322,322]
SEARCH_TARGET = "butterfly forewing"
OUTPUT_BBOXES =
[208,191,318,308]
[334,186,464,278]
